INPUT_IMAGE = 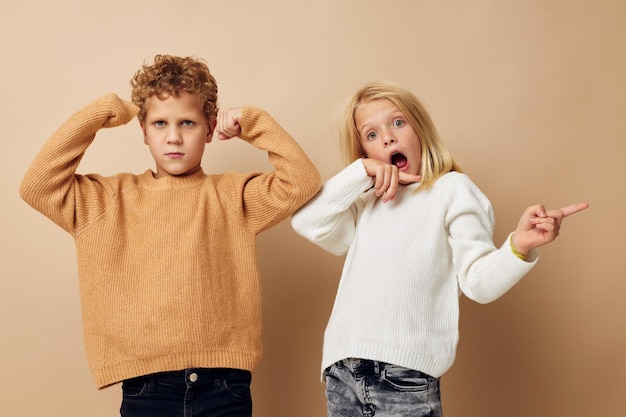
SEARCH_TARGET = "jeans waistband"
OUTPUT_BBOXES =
[127,368,250,387]
[338,358,385,375]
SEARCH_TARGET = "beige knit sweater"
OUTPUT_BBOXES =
[20,94,321,388]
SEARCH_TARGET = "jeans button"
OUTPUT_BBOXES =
[189,372,198,383]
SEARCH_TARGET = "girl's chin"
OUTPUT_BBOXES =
[398,163,417,175]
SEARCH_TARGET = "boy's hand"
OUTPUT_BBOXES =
[362,158,421,203]
[512,202,589,255]
[216,107,243,140]
[102,93,138,128]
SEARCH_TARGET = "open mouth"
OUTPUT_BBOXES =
[391,152,408,169]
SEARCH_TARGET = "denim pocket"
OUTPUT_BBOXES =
[381,365,431,392]
[222,371,252,400]
[122,376,149,398]
[324,362,339,378]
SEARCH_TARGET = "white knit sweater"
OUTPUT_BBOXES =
[291,160,538,378]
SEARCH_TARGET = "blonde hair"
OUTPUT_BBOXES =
[130,54,218,124]
[339,81,460,190]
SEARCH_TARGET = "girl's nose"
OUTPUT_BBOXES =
[383,136,397,146]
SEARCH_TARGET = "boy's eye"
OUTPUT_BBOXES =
[182,120,194,127]
[155,120,166,127]
[393,119,405,128]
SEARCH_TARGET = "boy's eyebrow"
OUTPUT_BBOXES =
[144,114,165,122]
[146,112,202,120]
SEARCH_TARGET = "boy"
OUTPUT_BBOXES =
[20,54,321,416]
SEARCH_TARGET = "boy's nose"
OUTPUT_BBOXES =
[167,128,183,144]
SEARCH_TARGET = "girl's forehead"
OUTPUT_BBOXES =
[355,99,403,124]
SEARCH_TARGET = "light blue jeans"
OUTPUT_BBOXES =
[325,358,443,417]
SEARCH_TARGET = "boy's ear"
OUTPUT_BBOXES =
[206,119,217,143]
[140,122,148,144]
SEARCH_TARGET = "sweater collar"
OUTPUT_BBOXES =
[138,168,207,189]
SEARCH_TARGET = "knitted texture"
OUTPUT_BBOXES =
[291,160,538,379]
[20,95,321,388]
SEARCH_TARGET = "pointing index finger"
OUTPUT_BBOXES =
[559,202,590,218]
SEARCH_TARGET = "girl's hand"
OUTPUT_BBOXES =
[362,158,421,202]
[216,107,243,140]
[512,202,589,255]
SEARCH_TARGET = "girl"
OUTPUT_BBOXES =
[291,81,588,417]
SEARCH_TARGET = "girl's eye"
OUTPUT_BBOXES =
[155,120,166,127]
[366,131,378,140]
[393,119,405,128]
[182,120,194,127]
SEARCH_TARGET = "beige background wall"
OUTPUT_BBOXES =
[2,1,624,416]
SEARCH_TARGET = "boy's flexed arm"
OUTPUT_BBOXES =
[20,94,137,233]
[216,106,321,232]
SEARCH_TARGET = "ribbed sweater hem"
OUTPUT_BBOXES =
[321,339,454,381]
[94,351,260,389]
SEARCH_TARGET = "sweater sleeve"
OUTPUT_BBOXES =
[445,174,538,303]
[19,94,138,234]
[230,106,322,233]
[291,159,373,256]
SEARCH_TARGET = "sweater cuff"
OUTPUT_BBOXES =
[348,159,376,193]
[505,232,539,263]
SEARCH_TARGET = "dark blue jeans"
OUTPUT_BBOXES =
[325,358,443,417]
[120,368,252,417]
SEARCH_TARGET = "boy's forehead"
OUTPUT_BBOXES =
[146,90,201,105]
[150,89,192,100]
[144,91,204,117]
